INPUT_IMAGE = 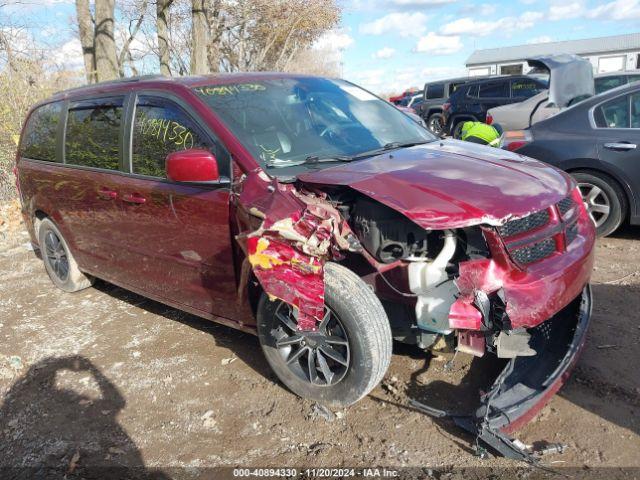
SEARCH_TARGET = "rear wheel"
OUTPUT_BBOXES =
[257,262,392,407]
[572,171,626,237]
[38,218,93,292]
[452,119,468,139]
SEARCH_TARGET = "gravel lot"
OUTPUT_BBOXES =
[1,203,639,478]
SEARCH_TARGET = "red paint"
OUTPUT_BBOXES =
[166,148,220,182]
[298,141,572,229]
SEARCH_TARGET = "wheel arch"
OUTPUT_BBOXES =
[565,162,636,220]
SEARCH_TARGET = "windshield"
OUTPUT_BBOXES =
[194,77,434,170]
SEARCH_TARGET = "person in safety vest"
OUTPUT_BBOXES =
[457,121,503,147]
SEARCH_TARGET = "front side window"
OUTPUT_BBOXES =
[21,102,63,162]
[131,96,227,178]
[594,94,630,128]
[65,98,123,170]
[511,79,546,98]
[631,93,640,128]
[426,84,444,99]
[479,81,509,98]
[194,78,434,171]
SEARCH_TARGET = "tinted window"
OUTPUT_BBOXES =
[426,84,445,99]
[21,102,62,162]
[132,96,228,178]
[594,95,629,128]
[511,79,545,98]
[631,93,640,128]
[466,84,479,98]
[449,82,465,94]
[628,75,640,84]
[479,81,509,98]
[65,98,123,170]
[595,75,626,94]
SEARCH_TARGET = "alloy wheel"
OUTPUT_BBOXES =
[272,302,350,386]
[578,182,611,228]
[43,230,69,281]
[428,116,443,136]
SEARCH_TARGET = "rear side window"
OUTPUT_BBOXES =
[594,94,630,128]
[466,84,479,98]
[21,102,62,162]
[479,81,509,98]
[511,79,545,98]
[631,93,640,128]
[426,84,445,99]
[65,97,123,170]
[595,76,626,94]
[132,96,228,178]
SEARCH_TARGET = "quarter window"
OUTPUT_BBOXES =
[132,96,225,178]
[21,102,63,162]
[65,98,123,170]
[426,84,445,99]
[594,95,630,128]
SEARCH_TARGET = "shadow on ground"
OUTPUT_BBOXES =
[0,355,169,479]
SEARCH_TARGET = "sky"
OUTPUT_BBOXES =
[4,0,640,94]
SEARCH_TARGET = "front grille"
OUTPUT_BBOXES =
[511,238,556,265]
[557,196,575,217]
[565,221,578,246]
[498,210,550,238]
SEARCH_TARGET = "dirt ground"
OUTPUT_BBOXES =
[1,202,639,478]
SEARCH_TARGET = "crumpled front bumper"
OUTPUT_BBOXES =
[454,285,592,458]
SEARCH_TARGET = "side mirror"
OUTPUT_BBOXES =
[166,148,220,183]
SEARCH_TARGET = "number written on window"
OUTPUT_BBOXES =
[132,96,212,178]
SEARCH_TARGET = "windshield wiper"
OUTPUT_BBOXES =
[347,140,433,161]
[265,155,353,168]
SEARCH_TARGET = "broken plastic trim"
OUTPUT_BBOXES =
[411,286,592,461]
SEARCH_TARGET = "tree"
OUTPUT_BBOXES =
[76,0,96,82]
[93,0,119,81]
[156,0,173,75]
[190,0,208,74]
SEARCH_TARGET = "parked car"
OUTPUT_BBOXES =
[389,88,419,105]
[442,75,548,137]
[16,74,595,451]
[417,77,474,136]
[488,60,640,132]
[487,55,594,132]
[595,70,640,94]
[395,103,427,128]
[500,80,640,236]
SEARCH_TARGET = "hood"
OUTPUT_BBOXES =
[296,140,573,230]
[526,54,594,108]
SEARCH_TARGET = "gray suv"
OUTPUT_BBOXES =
[417,77,475,136]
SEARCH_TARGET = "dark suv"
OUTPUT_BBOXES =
[442,75,548,137]
[417,77,475,136]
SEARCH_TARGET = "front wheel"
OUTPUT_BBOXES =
[257,262,392,407]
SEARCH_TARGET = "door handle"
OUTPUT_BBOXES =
[97,187,117,200]
[604,142,637,151]
[122,193,146,204]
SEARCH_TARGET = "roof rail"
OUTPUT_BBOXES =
[56,74,170,95]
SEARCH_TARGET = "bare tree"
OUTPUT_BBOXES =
[94,0,119,81]
[117,0,148,77]
[156,0,173,75]
[190,0,208,74]
[75,0,96,82]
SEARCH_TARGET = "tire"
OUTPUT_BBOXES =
[257,262,392,407]
[427,113,444,137]
[452,120,467,139]
[572,171,626,237]
[38,217,94,292]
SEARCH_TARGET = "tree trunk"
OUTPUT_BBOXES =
[190,0,209,74]
[156,0,172,76]
[75,0,96,83]
[94,0,119,82]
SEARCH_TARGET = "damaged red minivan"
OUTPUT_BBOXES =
[16,74,595,456]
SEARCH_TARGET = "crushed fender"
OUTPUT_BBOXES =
[236,173,355,330]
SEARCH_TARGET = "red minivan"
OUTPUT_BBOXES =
[16,74,595,456]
